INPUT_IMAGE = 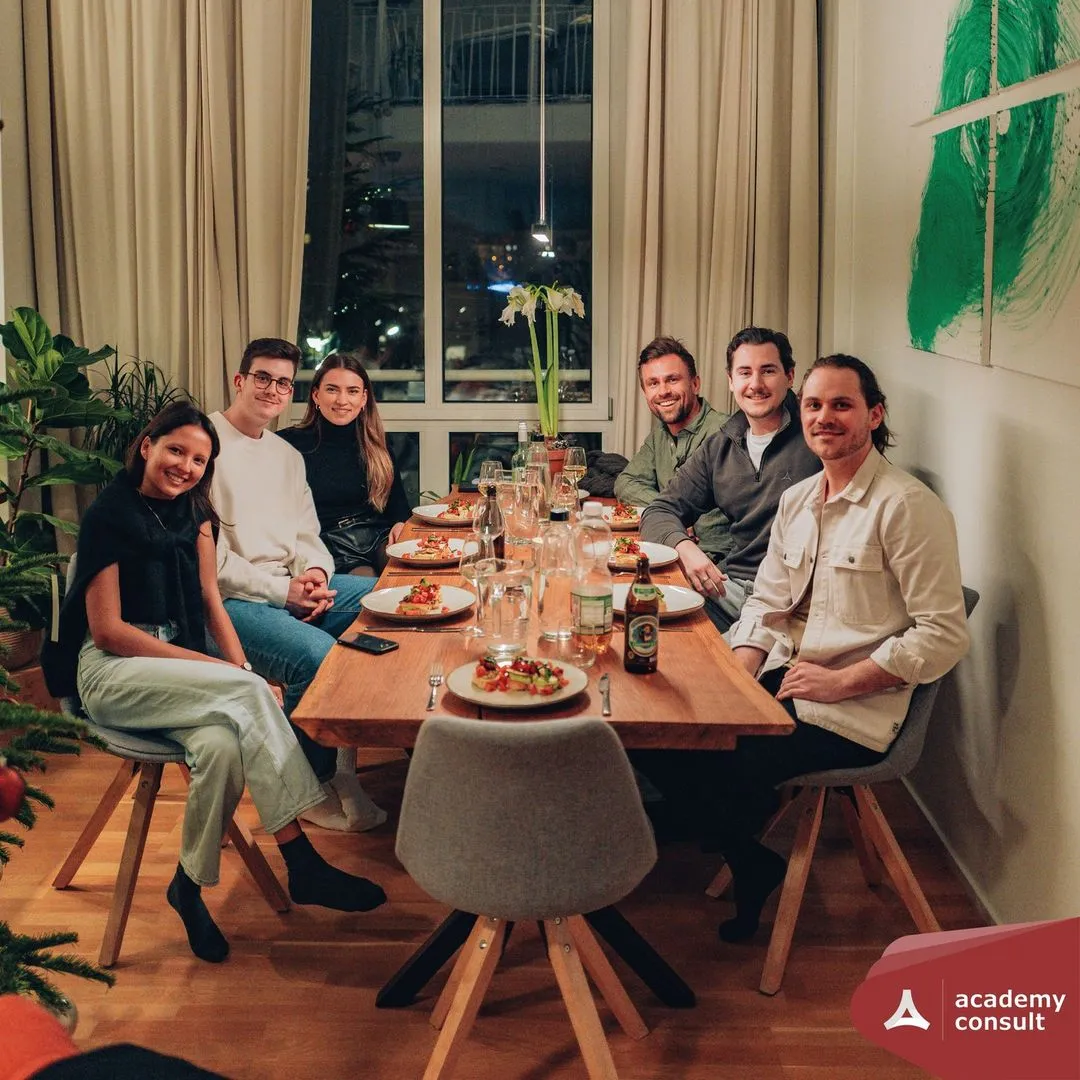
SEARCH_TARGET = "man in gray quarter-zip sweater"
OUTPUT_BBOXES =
[640,326,820,632]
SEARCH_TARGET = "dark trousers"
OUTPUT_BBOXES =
[630,669,887,867]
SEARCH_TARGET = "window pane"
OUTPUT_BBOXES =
[301,0,425,403]
[388,431,421,509]
[442,1,593,405]
[449,431,601,492]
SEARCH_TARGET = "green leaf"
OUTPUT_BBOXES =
[0,308,52,367]
[16,512,80,537]
[26,459,118,487]
[37,396,121,428]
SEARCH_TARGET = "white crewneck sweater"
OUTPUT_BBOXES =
[210,410,334,606]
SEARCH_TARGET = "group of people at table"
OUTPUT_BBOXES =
[42,326,969,964]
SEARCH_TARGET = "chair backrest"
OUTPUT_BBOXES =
[396,715,657,921]
[790,586,980,788]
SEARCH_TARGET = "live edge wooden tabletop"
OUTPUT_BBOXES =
[290,499,794,751]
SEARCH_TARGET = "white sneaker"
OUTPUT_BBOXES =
[298,783,353,831]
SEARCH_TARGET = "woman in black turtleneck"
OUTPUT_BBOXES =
[280,353,410,574]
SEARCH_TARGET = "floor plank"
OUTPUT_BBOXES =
[1,747,982,1078]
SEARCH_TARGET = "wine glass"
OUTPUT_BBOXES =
[477,459,500,496]
[562,445,587,492]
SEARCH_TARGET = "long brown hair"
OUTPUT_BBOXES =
[125,401,221,528]
[296,353,394,512]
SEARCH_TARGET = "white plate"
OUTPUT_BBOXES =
[601,506,645,530]
[608,541,679,571]
[360,584,474,622]
[612,583,705,620]
[445,659,590,709]
[412,503,475,527]
[386,537,479,567]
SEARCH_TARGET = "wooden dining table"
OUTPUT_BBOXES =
[291,495,794,1010]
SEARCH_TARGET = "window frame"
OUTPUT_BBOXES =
[292,0,612,498]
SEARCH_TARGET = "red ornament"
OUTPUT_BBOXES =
[0,762,27,821]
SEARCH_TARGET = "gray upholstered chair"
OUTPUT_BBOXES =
[50,559,289,966]
[396,714,657,1080]
[708,586,979,996]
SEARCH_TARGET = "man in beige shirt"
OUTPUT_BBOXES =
[635,354,969,943]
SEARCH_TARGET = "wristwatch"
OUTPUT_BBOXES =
[241,661,253,673]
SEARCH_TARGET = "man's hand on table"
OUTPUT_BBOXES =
[676,539,727,598]
[286,569,338,622]
[388,522,406,544]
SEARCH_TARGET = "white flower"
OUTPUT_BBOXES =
[565,288,585,318]
[499,303,517,327]
[546,286,570,314]
[520,291,538,324]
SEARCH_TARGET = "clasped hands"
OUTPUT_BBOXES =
[286,568,337,622]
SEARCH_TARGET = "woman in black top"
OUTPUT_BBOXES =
[280,353,410,574]
[44,403,385,963]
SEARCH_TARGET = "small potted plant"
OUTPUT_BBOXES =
[499,283,585,479]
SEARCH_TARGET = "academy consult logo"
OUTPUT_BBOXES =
[851,919,1079,1079]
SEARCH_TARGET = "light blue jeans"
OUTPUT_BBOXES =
[224,574,377,781]
[77,631,325,887]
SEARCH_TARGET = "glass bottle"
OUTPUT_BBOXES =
[510,422,530,482]
[570,501,613,666]
[537,507,574,645]
[624,554,659,674]
[473,488,505,560]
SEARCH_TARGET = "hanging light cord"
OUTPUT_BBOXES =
[538,0,547,225]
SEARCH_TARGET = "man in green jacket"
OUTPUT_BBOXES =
[614,336,734,561]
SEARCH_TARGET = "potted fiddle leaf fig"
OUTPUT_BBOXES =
[0,307,126,633]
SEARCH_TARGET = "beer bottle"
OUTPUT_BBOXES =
[624,554,659,674]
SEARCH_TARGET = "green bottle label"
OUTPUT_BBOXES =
[631,584,659,602]
[627,615,659,657]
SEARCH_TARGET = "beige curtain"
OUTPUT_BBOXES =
[16,0,311,414]
[609,0,820,458]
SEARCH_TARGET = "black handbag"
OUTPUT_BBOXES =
[322,518,392,575]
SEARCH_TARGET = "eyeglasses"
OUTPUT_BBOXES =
[242,371,295,395]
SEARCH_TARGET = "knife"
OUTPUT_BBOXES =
[354,626,464,633]
[598,673,612,717]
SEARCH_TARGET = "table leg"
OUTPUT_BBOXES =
[376,910,478,1009]
[584,906,696,1008]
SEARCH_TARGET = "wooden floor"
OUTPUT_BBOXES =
[2,746,983,1079]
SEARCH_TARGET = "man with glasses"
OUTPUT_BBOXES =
[614,336,734,564]
[209,338,385,831]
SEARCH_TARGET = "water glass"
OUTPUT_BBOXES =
[476,558,532,659]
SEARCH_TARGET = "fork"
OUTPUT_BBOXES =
[426,661,444,711]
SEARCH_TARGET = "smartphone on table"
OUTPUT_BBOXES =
[336,631,399,655]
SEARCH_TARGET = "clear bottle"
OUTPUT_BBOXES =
[527,440,552,524]
[473,489,505,560]
[570,501,613,666]
[510,422,530,482]
[537,507,574,645]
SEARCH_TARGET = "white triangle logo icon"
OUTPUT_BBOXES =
[883,988,931,1031]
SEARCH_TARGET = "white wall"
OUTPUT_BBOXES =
[822,1,1080,923]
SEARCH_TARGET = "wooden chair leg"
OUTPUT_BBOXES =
[423,917,506,1080]
[546,917,619,1080]
[99,761,164,968]
[430,918,485,1030]
[52,759,137,889]
[566,915,647,1040]
[838,789,883,887]
[759,787,826,996]
[853,785,940,933]
[224,812,290,913]
[705,788,798,899]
